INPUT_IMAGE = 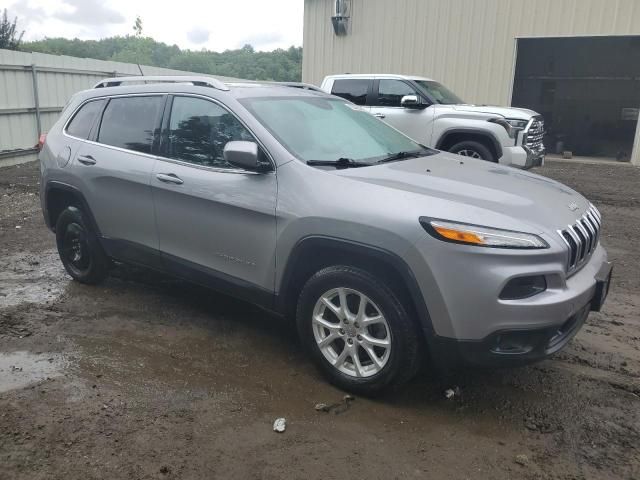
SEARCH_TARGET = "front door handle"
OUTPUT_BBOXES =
[77,155,96,165]
[156,173,184,185]
[373,113,386,119]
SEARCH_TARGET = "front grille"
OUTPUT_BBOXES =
[525,117,544,151]
[558,204,601,274]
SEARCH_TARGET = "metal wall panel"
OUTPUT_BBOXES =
[303,0,640,165]
[303,0,640,104]
[0,48,239,166]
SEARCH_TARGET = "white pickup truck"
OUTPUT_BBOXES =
[320,74,545,169]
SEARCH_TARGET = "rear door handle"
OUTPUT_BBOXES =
[156,173,184,185]
[77,155,96,165]
[373,113,386,119]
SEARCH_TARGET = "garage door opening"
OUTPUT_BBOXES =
[512,36,640,162]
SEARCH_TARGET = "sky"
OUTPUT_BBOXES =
[6,0,304,51]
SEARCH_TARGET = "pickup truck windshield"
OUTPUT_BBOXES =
[414,80,464,105]
[241,96,430,165]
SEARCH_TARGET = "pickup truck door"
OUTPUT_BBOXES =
[368,79,435,147]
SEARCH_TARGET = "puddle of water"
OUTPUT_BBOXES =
[0,351,66,393]
[0,250,67,308]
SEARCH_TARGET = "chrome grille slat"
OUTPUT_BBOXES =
[574,223,588,261]
[586,213,599,244]
[582,217,596,251]
[525,117,545,151]
[580,219,593,253]
[557,203,602,274]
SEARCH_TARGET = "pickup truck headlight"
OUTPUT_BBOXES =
[488,118,529,139]
[420,218,548,249]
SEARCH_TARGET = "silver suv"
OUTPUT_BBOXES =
[40,76,611,393]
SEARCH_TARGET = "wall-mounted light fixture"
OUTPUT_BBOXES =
[331,0,351,36]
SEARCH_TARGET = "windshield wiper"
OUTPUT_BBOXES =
[306,158,370,169]
[377,150,426,164]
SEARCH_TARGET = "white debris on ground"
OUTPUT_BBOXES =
[273,417,286,433]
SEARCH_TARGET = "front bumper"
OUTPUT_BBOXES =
[426,255,612,369]
[430,302,592,368]
[500,144,545,169]
[524,144,545,169]
[408,230,611,368]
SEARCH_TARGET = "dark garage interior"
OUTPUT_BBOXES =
[512,36,640,161]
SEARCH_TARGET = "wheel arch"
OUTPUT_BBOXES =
[44,181,101,235]
[276,235,436,341]
[436,128,503,161]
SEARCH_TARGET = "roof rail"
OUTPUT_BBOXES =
[93,75,230,91]
[224,80,324,92]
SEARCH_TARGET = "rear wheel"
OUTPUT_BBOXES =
[448,140,495,162]
[296,265,421,394]
[55,207,109,284]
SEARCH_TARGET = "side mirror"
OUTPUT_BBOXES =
[401,95,423,109]
[223,141,261,171]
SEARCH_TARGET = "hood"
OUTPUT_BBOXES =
[440,104,538,120]
[334,153,588,234]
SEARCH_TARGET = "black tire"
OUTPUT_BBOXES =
[55,206,109,285]
[448,140,495,162]
[296,265,422,395]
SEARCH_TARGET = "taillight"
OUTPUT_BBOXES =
[37,133,47,152]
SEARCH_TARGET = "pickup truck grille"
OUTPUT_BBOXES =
[525,117,545,151]
[558,204,601,274]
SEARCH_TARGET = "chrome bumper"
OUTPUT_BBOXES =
[524,145,545,168]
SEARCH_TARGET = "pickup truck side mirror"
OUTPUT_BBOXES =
[401,95,425,109]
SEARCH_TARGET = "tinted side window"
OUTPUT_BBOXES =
[66,99,105,139]
[377,80,417,107]
[331,79,370,105]
[166,96,255,169]
[98,96,163,154]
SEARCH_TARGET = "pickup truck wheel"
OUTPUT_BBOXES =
[55,206,109,285]
[296,266,421,395]
[449,140,495,162]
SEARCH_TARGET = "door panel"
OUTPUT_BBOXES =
[152,161,277,290]
[369,79,436,146]
[152,95,277,292]
[72,95,164,255]
[73,142,158,253]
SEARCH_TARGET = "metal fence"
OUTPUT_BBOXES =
[0,48,237,167]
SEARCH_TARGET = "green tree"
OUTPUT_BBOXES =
[0,9,24,50]
[21,35,304,82]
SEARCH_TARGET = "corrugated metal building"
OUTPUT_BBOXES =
[303,0,640,166]
[0,49,237,167]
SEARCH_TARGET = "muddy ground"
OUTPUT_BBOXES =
[0,160,638,480]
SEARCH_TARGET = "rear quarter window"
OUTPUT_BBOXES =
[97,96,163,154]
[65,99,106,139]
[331,79,371,105]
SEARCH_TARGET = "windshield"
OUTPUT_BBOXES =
[240,96,428,164]
[414,80,464,105]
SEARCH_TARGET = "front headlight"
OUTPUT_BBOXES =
[488,118,529,139]
[420,218,548,249]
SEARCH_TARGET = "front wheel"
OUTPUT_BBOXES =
[296,266,422,395]
[448,140,495,162]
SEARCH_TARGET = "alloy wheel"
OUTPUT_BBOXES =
[456,149,483,159]
[312,287,391,378]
